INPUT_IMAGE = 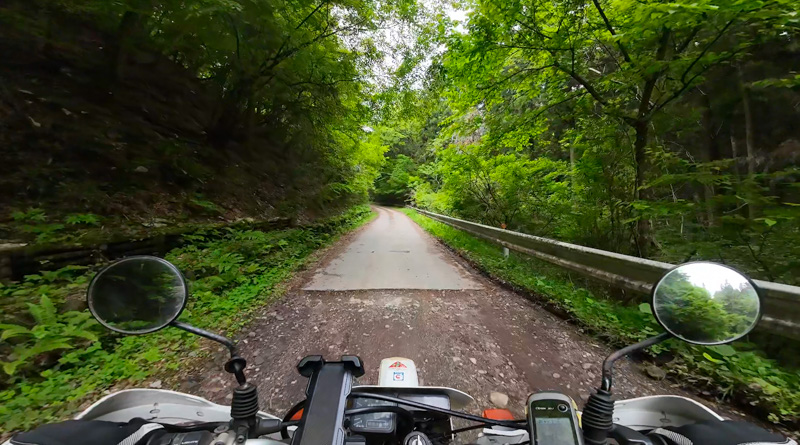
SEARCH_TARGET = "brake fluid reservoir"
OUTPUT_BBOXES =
[378,357,419,387]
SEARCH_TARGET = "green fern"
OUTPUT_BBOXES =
[10,208,47,223]
[0,296,100,377]
[65,213,101,226]
[27,295,58,326]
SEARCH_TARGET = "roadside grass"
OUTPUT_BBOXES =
[0,205,374,435]
[402,208,800,429]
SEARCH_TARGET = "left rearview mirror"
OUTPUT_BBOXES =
[87,256,188,335]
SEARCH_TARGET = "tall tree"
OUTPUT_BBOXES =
[445,0,796,255]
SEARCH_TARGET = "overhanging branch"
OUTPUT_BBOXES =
[554,63,608,105]
[591,0,632,63]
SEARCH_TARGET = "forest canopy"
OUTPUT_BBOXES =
[1,0,421,224]
[373,0,800,286]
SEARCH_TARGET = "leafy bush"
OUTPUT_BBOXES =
[11,208,47,223]
[402,209,800,426]
[0,296,100,376]
[7,210,104,242]
[64,214,101,226]
[189,196,224,215]
[0,206,374,434]
[0,266,92,324]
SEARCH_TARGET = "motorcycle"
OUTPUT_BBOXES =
[5,257,794,445]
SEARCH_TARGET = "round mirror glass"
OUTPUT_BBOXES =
[87,256,187,334]
[652,262,761,345]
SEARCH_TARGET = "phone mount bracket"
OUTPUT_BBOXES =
[291,355,365,445]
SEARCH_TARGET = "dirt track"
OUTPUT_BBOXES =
[181,207,743,421]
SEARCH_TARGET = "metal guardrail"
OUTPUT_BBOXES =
[412,208,800,340]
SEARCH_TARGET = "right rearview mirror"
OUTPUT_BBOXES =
[651,262,762,345]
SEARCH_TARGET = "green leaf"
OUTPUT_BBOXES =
[27,294,57,325]
[0,324,31,340]
[764,218,777,227]
[638,303,652,314]
[65,213,101,226]
[142,347,161,363]
[702,353,724,364]
[29,340,74,355]
[73,331,99,342]
[709,345,737,357]
[2,361,19,376]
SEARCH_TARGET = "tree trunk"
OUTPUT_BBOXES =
[737,65,757,219]
[111,11,144,82]
[629,28,670,258]
[207,79,252,147]
[208,97,242,148]
[633,120,652,258]
[570,145,576,191]
[730,128,740,178]
[701,93,717,226]
[40,4,54,58]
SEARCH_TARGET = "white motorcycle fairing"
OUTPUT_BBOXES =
[355,357,475,410]
[3,359,730,445]
[74,389,724,432]
[1,389,282,445]
[71,389,283,445]
[613,395,725,431]
[477,394,726,445]
[76,388,279,424]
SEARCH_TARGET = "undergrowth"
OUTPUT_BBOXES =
[2,206,231,248]
[0,205,374,435]
[402,208,800,428]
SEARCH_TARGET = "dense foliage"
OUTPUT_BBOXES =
[379,1,800,423]
[403,208,800,426]
[0,206,374,435]
[1,0,400,226]
[377,0,800,286]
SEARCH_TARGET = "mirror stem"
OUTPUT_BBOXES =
[601,332,671,391]
[172,321,238,356]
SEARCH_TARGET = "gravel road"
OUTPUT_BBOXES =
[182,206,741,422]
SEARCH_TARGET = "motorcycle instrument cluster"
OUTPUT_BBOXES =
[349,397,397,435]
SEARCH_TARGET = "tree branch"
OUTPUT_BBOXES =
[492,43,574,52]
[515,17,552,41]
[592,36,622,70]
[591,0,632,63]
[637,27,671,119]
[260,20,337,75]
[478,64,557,91]
[675,26,700,54]
[554,63,608,105]
[296,1,328,30]
[288,77,361,88]
[224,14,241,64]
[525,91,588,123]
[680,17,737,85]
[648,48,741,118]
